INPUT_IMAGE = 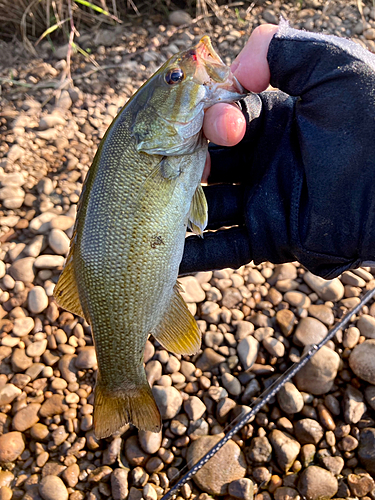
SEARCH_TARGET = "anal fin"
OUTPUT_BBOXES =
[54,254,86,320]
[152,283,201,355]
[188,184,208,236]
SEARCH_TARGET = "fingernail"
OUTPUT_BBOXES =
[231,59,240,74]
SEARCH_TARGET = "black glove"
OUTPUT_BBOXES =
[180,22,375,279]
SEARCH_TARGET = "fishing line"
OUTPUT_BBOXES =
[161,285,375,500]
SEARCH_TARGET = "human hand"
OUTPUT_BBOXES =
[181,21,375,278]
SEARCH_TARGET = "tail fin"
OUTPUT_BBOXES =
[94,377,161,439]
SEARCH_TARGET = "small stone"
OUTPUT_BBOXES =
[11,348,33,372]
[34,255,65,269]
[298,466,338,500]
[48,229,70,255]
[125,436,149,466]
[347,473,374,497]
[284,291,310,308]
[277,382,304,414]
[303,272,344,301]
[319,456,344,476]
[222,288,242,308]
[138,429,162,454]
[49,216,74,231]
[39,115,66,130]
[8,257,35,283]
[143,484,157,500]
[274,487,300,500]
[365,386,375,410]
[30,423,49,441]
[75,346,97,369]
[263,337,285,357]
[268,430,300,472]
[0,431,25,463]
[111,468,129,500]
[187,435,246,495]
[294,317,328,346]
[294,419,324,445]
[228,478,254,500]
[12,317,34,337]
[358,427,375,473]
[235,321,255,340]
[179,276,205,302]
[308,305,334,326]
[242,378,261,404]
[0,384,22,405]
[237,336,259,371]
[196,348,225,371]
[39,475,68,500]
[12,403,40,431]
[221,373,242,396]
[208,386,228,402]
[168,10,192,25]
[184,396,206,420]
[39,394,67,417]
[357,314,375,338]
[276,309,295,336]
[349,339,375,384]
[152,386,182,419]
[28,286,49,313]
[247,436,272,463]
[343,326,360,348]
[344,385,366,424]
[26,339,48,357]
[294,346,340,395]
[247,269,266,284]
[62,464,80,488]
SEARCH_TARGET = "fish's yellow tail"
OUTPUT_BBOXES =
[93,377,161,439]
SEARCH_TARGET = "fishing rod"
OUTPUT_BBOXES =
[161,285,375,500]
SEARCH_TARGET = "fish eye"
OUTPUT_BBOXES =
[165,68,185,85]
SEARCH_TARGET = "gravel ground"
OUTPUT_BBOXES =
[1,1,375,499]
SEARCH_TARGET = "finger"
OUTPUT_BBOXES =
[232,24,278,93]
[179,226,252,276]
[203,103,246,146]
[204,184,245,229]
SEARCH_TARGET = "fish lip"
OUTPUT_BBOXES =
[204,74,249,105]
[195,35,224,65]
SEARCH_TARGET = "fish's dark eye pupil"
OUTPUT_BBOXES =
[165,68,184,85]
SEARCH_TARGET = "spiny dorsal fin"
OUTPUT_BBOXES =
[152,283,201,355]
[54,252,86,320]
[188,184,208,236]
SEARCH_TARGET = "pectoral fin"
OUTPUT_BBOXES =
[54,252,86,320]
[188,184,208,236]
[153,283,201,355]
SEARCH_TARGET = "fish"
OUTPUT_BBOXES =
[54,35,246,439]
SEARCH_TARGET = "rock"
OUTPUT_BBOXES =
[12,317,34,337]
[343,326,360,348]
[221,373,242,396]
[222,288,242,308]
[308,305,334,326]
[30,423,49,441]
[235,321,255,340]
[358,427,375,473]
[28,286,49,313]
[242,378,261,404]
[179,276,205,302]
[253,327,273,342]
[124,435,149,466]
[58,354,78,383]
[39,475,68,500]
[138,429,162,454]
[75,346,97,369]
[276,309,295,336]
[269,430,300,472]
[168,10,192,26]
[0,431,25,462]
[349,339,375,384]
[298,466,338,500]
[344,385,366,424]
[237,336,259,371]
[274,487,300,500]
[187,435,246,495]
[8,257,35,283]
[277,382,304,414]
[347,473,374,497]
[196,348,225,371]
[39,115,66,130]
[228,478,254,500]
[34,255,65,269]
[246,436,272,463]
[48,229,70,255]
[0,384,22,405]
[357,314,375,338]
[294,317,328,346]
[145,360,162,386]
[111,468,129,500]
[284,291,310,308]
[263,337,285,357]
[294,418,324,445]
[294,346,339,395]
[152,386,182,419]
[365,385,375,410]
[11,348,33,372]
[39,394,67,417]
[13,403,40,431]
[319,456,344,476]
[303,272,344,301]
[29,212,56,233]
[341,270,366,287]
[143,484,157,500]
[26,339,48,357]
[62,464,80,488]
[184,396,207,420]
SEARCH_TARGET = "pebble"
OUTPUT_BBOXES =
[263,337,285,357]
[294,346,340,395]
[344,385,367,424]
[39,475,69,500]
[236,321,255,340]
[152,386,182,419]
[11,348,33,372]
[138,429,162,454]
[75,346,97,369]
[365,385,375,410]
[196,348,225,371]
[294,418,324,445]
[293,317,328,346]
[12,403,41,431]
[169,10,192,25]
[237,336,259,371]
[28,286,49,313]
[343,326,360,348]
[357,314,375,338]
[320,456,344,476]
[247,436,272,463]
[39,394,67,417]
[349,339,375,384]
[277,382,304,414]
[187,435,246,495]
[308,304,334,326]
[358,427,375,473]
[269,430,301,472]
[12,316,34,337]
[62,464,80,487]
[111,468,129,500]
[179,276,205,302]
[0,431,25,462]
[297,466,338,500]
[284,291,310,308]
[0,384,22,405]
[34,255,65,269]
[276,309,295,336]
[221,372,242,396]
[228,478,254,500]
[303,272,344,301]
[184,396,207,420]
[9,257,35,283]
[48,229,70,255]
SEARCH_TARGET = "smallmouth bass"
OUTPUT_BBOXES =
[55,36,246,439]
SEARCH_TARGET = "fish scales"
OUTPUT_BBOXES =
[55,36,246,438]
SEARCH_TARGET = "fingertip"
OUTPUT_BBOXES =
[203,103,246,146]
[232,24,278,93]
